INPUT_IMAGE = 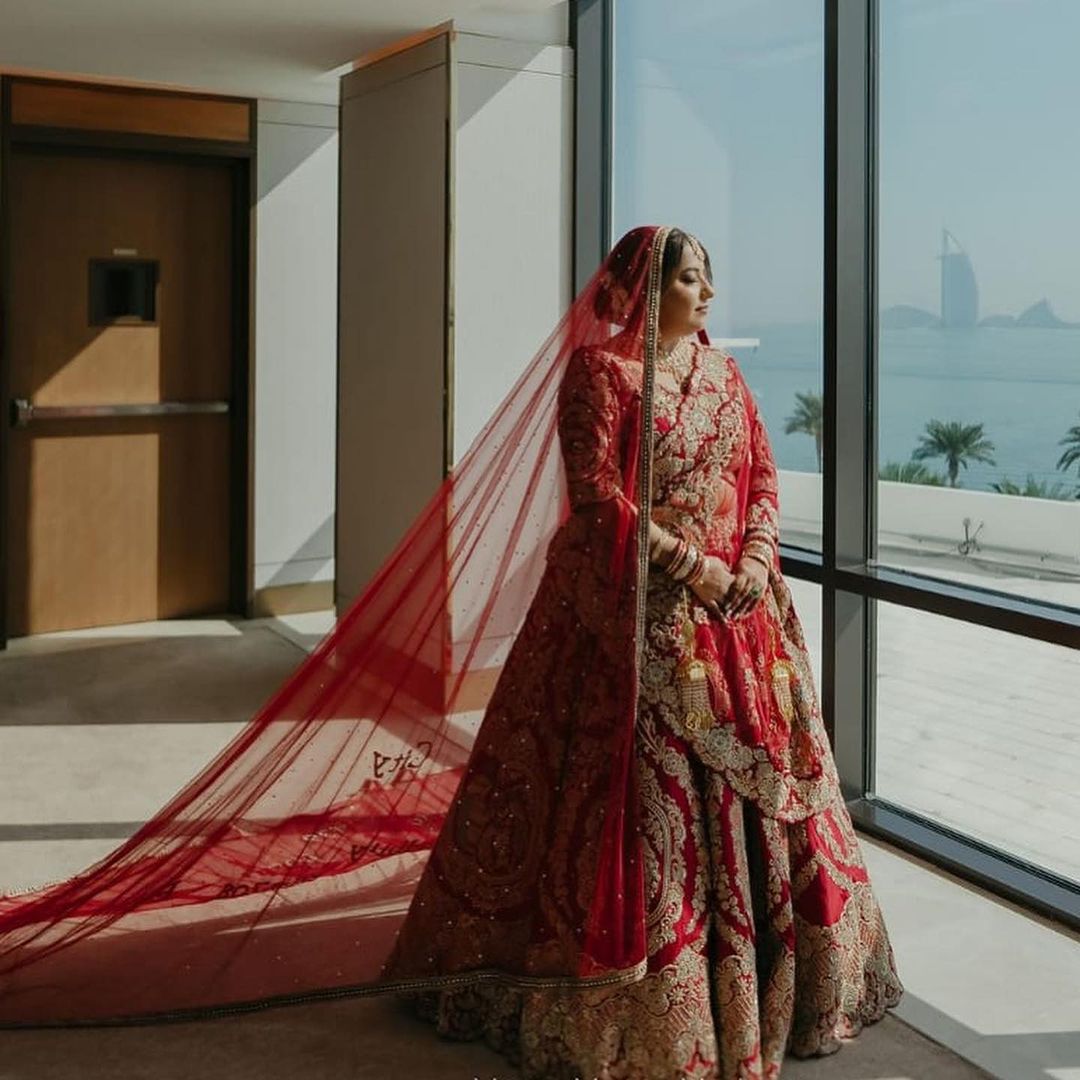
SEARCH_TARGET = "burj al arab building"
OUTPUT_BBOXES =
[939,227,979,327]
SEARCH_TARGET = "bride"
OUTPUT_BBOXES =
[0,225,901,1079]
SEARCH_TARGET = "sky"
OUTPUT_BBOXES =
[612,0,1080,327]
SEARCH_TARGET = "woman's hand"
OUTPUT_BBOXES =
[647,522,738,619]
[723,557,769,618]
[689,556,735,618]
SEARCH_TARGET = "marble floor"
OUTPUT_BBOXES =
[0,609,1076,1079]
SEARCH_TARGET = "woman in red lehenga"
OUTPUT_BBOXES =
[0,226,899,1079]
[383,227,902,1077]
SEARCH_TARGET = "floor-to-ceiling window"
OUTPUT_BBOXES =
[576,0,1079,927]
[607,0,826,680]
[611,0,826,555]
[873,0,1080,897]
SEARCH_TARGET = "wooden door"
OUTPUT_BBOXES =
[6,150,235,636]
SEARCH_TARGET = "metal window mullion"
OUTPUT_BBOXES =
[836,564,1080,645]
[824,0,876,799]
[850,797,1080,931]
[571,0,613,291]
[0,78,10,649]
[837,1,1080,920]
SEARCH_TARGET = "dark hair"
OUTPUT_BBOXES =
[594,226,650,319]
[595,226,711,320]
[660,228,712,291]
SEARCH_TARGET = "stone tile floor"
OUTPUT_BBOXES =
[0,608,1077,1078]
[0,994,989,1080]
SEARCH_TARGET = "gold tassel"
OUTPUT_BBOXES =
[770,659,797,725]
[675,596,716,733]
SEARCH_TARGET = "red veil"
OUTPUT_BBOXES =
[0,225,691,1025]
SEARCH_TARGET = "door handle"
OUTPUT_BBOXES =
[10,398,231,427]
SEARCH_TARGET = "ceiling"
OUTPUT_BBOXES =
[0,0,566,105]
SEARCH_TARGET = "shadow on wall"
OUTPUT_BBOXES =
[456,40,550,128]
[262,514,334,590]
[258,117,337,201]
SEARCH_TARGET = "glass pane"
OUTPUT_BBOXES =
[875,601,1080,886]
[89,259,157,324]
[877,1,1080,609]
[612,0,825,551]
[786,576,822,690]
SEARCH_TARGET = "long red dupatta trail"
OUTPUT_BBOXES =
[0,226,678,1026]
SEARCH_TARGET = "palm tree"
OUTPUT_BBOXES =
[992,475,1076,500]
[1057,413,1080,477]
[912,420,995,488]
[784,391,823,472]
[879,461,945,486]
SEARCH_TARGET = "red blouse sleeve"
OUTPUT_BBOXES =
[737,366,781,570]
[558,347,628,510]
[552,347,637,627]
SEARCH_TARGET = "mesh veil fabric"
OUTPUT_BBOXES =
[0,226,674,1026]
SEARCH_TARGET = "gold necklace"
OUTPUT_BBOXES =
[656,336,694,383]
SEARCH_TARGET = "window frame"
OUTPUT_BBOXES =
[572,0,1080,931]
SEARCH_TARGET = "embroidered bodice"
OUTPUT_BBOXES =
[557,340,780,569]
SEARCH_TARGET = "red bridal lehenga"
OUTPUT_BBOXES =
[0,226,901,1079]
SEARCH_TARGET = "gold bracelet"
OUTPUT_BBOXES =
[685,550,709,586]
[739,548,772,574]
[664,538,686,579]
[669,541,700,583]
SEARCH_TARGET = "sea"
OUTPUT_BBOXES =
[730,323,1080,494]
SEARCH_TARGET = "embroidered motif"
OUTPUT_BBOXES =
[397,341,902,1078]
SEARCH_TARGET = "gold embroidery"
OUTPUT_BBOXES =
[412,747,901,1080]
[674,591,717,733]
[401,338,901,1078]
[557,347,626,509]
[651,347,747,555]
[770,659,797,726]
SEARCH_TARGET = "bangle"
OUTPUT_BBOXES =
[674,544,697,582]
[681,546,703,584]
[685,551,709,586]
[666,538,689,579]
[668,541,702,583]
[740,548,772,575]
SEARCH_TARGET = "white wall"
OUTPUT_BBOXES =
[335,39,450,612]
[256,18,573,612]
[446,31,574,666]
[452,32,574,463]
[778,468,1080,568]
[455,1,569,45]
[254,100,338,602]
[877,479,1080,566]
